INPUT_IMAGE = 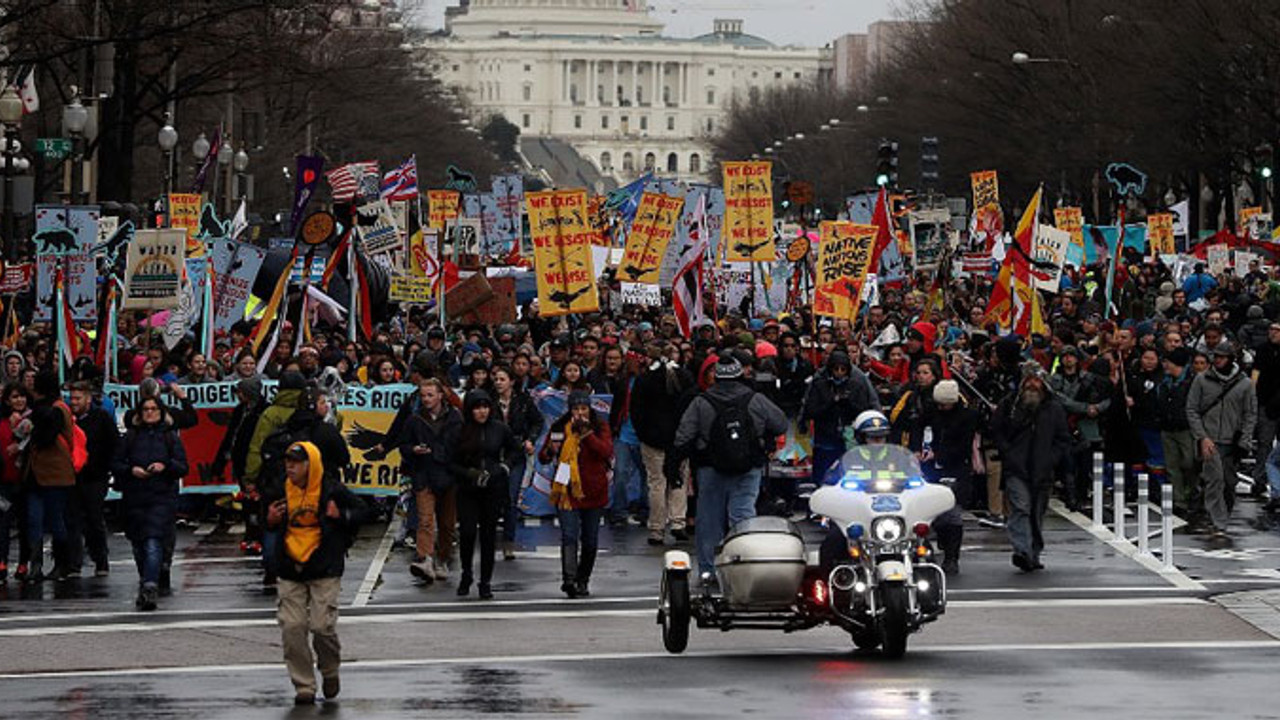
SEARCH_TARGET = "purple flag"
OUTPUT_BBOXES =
[290,155,324,235]
[190,128,221,193]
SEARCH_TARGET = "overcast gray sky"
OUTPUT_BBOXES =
[420,1,901,47]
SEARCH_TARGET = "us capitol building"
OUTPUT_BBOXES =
[421,0,830,187]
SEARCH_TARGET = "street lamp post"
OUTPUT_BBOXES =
[0,84,23,262]
[157,113,178,196]
[233,144,249,210]
[63,88,90,205]
[217,138,233,215]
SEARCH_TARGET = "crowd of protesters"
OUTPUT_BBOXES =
[4,245,1280,698]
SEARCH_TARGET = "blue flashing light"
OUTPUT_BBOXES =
[846,524,865,540]
[905,477,925,489]
[840,476,864,492]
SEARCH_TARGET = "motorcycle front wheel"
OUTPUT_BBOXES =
[661,570,691,654]
[880,583,910,659]
[850,628,881,651]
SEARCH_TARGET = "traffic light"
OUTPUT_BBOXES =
[778,181,792,213]
[876,139,899,187]
[1255,143,1274,180]
[920,136,940,190]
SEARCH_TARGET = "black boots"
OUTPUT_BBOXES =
[937,525,963,576]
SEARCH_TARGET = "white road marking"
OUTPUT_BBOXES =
[0,597,1210,638]
[193,523,218,537]
[108,556,259,567]
[351,516,400,608]
[1050,499,1206,591]
[2,640,1278,681]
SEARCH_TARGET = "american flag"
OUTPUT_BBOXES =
[326,161,379,203]
[381,155,419,202]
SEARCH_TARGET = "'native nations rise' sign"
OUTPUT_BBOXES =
[814,222,876,320]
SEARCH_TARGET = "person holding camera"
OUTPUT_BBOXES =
[541,391,613,598]
[449,390,519,599]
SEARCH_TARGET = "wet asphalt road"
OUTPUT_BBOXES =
[3,491,1280,718]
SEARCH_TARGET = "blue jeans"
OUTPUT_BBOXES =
[557,507,603,583]
[26,485,69,561]
[262,528,282,579]
[132,537,164,587]
[695,467,762,575]
[1266,444,1280,499]
[1004,475,1049,563]
[503,457,528,543]
[610,441,646,517]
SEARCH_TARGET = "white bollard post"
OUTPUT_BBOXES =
[1092,452,1105,530]
[1113,462,1126,542]
[1161,481,1175,570]
[1137,472,1150,555]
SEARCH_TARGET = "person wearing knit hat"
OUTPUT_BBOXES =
[672,345,788,578]
[1159,344,1199,520]
[925,377,975,575]
[754,340,777,360]
[990,359,1070,572]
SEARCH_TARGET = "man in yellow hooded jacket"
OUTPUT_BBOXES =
[266,441,363,706]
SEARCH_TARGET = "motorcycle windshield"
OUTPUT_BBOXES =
[825,444,923,493]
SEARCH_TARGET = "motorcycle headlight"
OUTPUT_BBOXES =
[872,517,905,543]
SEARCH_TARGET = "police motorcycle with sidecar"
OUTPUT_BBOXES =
[657,411,954,658]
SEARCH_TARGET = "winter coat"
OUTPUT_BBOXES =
[1050,368,1111,444]
[270,472,365,582]
[774,354,814,418]
[802,353,880,450]
[0,412,28,485]
[630,363,694,450]
[1157,370,1194,432]
[450,392,521,496]
[990,392,1070,485]
[397,403,462,493]
[673,379,789,471]
[245,388,303,483]
[1128,365,1164,430]
[75,405,119,487]
[24,399,75,488]
[1254,342,1280,420]
[123,396,197,431]
[1238,318,1271,352]
[113,419,189,542]
[213,398,265,482]
[539,414,615,511]
[925,404,980,481]
[1187,362,1257,447]
[495,389,544,447]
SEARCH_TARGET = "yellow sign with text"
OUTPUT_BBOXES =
[619,192,683,284]
[723,161,775,262]
[815,222,876,320]
[1147,213,1175,255]
[527,189,600,316]
[427,190,461,230]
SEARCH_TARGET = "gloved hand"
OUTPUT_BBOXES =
[663,454,684,489]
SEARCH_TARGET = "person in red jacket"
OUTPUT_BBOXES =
[540,391,613,598]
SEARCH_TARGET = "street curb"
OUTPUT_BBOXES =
[1215,591,1280,640]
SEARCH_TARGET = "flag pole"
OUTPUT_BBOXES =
[347,220,358,343]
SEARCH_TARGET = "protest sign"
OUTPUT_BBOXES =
[527,189,599,316]
[428,189,460,229]
[814,222,876,320]
[1207,244,1230,276]
[34,205,99,321]
[389,274,435,304]
[971,170,1002,249]
[909,209,950,271]
[492,174,524,253]
[168,192,202,254]
[207,238,268,333]
[0,263,32,294]
[356,199,401,257]
[122,229,185,310]
[1032,224,1070,292]
[723,161,775,262]
[619,192,682,284]
[1054,207,1085,267]
[1147,213,1175,255]
[620,282,661,306]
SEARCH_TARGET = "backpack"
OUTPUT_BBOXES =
[704,392,760,475]
[259,423,309,491]
[56,401,89,474]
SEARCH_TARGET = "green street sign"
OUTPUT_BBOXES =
[34,138,73,160]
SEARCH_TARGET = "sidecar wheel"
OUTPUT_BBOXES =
[661,570,690,654]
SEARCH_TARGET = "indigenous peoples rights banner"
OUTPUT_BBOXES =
[34,204,99,322]
[122,229,186,310]
[207,237,268,334]
[104,381,413,496]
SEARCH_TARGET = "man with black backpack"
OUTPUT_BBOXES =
[673,354,788,579]
[1187,341,1257,542]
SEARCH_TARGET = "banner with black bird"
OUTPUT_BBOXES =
[527,189,599,317]
[723,160,775,262]
[814,221,876,321]
[619,191,682,285]
[33,205,99,322]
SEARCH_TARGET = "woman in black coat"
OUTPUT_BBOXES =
[449,390,519,599]
[212,378,266,554]
[491,365,542,560]
[112,396,189,611]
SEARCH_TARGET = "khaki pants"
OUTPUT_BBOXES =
[1161,430,1198,514]
[277,576,341,695]
[415,486,458,563]
[641,443,687,539]
[983,448,1007,517]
